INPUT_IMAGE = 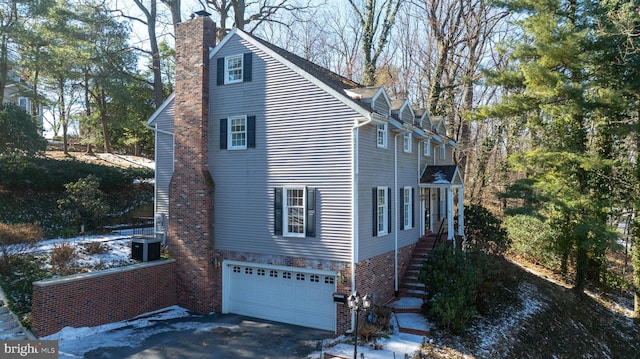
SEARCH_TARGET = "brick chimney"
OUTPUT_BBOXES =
[168,14,217,313]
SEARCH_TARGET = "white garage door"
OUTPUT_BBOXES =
[223,261,336,331]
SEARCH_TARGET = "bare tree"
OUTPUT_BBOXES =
[203,0,319,41]
[160,0,181,33]
[347,0,403,87]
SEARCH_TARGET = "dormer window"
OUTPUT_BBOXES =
[217,53,253,85]
[377,123,387,148]
[403,132,412,153]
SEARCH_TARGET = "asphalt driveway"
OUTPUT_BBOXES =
[81,313,334,359]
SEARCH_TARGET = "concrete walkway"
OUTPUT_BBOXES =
[0,285,35,340]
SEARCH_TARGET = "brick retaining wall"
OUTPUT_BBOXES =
[31,260,177,337]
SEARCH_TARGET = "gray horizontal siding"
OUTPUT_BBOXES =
[153,98,174,221]
[357,126,421,261]
[209,36,357,262]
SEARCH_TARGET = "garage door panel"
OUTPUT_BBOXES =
[224,263,336,331]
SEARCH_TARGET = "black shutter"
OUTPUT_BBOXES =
[247,115,256,148]
[387,187,392,234]
[217,57,225,85]
[274,188,283,235]
[411,187,415,228]
[399,188,405,231]
[219,118,227,149]
[306,187,316,237]
[243,53,252,82]
[372,188,377,237]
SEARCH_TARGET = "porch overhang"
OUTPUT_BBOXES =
[418,165,465,241]
[419,165,464,188]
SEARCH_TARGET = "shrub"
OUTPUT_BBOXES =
[84,241,108,254]
[0,255,51,322]
[57,174,109,230]
[50,242,76,276]
[0,222,43,275]
[0,155,154,190]
[464,205,509,255]
[419,243,480,333]
[504,214,560,270]
[0,103,46,155]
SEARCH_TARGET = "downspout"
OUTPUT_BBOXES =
[394,134,399,296]
[350,116,372,332]
[146,123,174,236]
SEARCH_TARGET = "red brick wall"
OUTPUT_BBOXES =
[353,242,416,307]
[168,15,218,312]
[31,260,177,338]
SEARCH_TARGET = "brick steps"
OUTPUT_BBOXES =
[383,236,437,337]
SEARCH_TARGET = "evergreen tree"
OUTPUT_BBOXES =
[481,0,617,293]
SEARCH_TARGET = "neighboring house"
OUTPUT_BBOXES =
[147,14,464,334]
[2,69,43,132]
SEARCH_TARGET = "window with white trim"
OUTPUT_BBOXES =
[228,115,247,149]
[403,132,412,153]
[424,138,431,157]
[284,187,305,237]
[377,123,387,148]
[18,97,31,115]
[274,187,316,238]
[376,187,388,236]
[225,55,243,84]
[403,187,412,230]
[220,116,255,150]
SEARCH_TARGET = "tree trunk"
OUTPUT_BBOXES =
[58,78,69,155]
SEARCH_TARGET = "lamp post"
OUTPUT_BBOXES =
[347,291,371,359]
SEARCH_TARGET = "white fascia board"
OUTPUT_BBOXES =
[146,93,175,126]
[208,28,239,59]
[230,29,373,119]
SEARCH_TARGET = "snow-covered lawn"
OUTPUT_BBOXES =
[34,229,139,272]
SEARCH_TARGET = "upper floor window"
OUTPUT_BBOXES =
[440,144,446,160]
[217,53,253,85]
[220,115,256,150]
[274,187,316,238]
[403,132,412,153]
[424,138,431,157]
[377,123,387,148]
[225,55,243,84]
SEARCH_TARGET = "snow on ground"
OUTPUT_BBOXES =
[42,306,218,359]
[34,229,139,271]
[469,281,546,358]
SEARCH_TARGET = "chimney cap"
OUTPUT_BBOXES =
[191,10,211,18]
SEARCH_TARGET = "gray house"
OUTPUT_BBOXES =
[147,14,464,334]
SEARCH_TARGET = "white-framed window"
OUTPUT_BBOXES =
[18,97,31,115]
[403,132,412,153]
[284,187,305,237]
[225,55,243,84]
[227,115,247,149]
[424,138,431,157]
[376,186,388,236]
[377,123,387,148]
[403,187,412,230]
[440,144,446,160]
